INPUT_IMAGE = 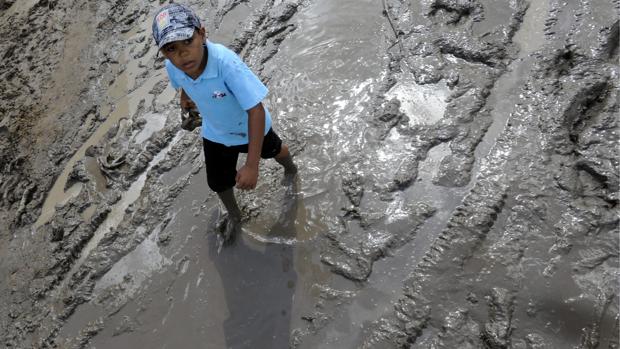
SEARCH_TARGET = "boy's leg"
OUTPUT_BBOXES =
[203,138,242,242]
[217,188,241,222]
[274,144,298,175]
[217,188,242,244]
[245,129,297,180]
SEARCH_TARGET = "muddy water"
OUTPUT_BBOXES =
[3,0,618,347]
[260,0,391,345]
[400,0,550,264]
[293,0,576,347]
[56,0,389,347]
[246,0,390,238]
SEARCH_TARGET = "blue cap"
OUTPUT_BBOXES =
[152,4,202,48]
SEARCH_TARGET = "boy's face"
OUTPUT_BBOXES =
[161,27,207,78]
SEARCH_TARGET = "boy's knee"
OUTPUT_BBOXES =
[207,174,235,193]
[276,144,290,159]
[209,182,234,194]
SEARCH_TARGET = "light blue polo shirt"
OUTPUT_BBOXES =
[165,40,272,146]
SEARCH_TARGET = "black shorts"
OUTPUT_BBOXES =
[202,128,283,193]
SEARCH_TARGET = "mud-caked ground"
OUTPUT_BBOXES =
[0,0,618,348]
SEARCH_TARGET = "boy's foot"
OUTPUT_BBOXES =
[215,213,241,248]
[280,169,298,186]
[215,188,242,249]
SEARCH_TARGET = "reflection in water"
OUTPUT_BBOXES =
[205,181,302,348]
[207,238,295,347]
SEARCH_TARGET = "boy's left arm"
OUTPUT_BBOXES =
[235,103,265,190]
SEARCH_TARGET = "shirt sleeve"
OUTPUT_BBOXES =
[165,60,180,90]
[221,49,268,110]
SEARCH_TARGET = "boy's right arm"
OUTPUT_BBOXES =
[180,88,196,110]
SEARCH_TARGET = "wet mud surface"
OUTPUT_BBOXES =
[0,0,618,348]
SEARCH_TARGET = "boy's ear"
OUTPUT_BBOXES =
[197,26,207,39]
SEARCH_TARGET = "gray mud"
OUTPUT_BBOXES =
[0,0,618,348]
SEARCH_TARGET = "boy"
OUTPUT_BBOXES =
[152,4,297,242]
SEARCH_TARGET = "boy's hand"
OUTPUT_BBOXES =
[236,103,265,190]
[235,164,259,190]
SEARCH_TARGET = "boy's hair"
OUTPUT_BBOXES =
[152,3,201,48]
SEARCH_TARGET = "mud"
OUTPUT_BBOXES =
[0,0,618,348]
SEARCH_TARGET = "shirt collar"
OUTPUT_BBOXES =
[202,40,218,80]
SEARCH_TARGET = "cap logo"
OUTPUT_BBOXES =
[156,10,170,31]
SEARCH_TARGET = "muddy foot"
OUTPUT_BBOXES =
[281,169,299,187]
[215,213,241,249]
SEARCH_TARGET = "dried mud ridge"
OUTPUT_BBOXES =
[0,0,618,348]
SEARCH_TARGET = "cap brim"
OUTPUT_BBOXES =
[158,27,195,48]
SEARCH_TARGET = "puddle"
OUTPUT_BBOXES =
[243,185,328,246]
[4,0,39,17]
[57,224,174,348]
[471,0,549,181]
[513,0,549,55]
[84,156,108,193]
[34,72,152,229]
[94,224,172,296]
[33,11,165,229]
[385,76,449,126]
[373,127,417,182]
[80,204,97,223]
[133,112,167,144]
[58,183,83,206]
[209,1,255,45]
[261,0,390,248]
[60,170,316,348]
[160,161,196,187]
[58,132,182,290]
